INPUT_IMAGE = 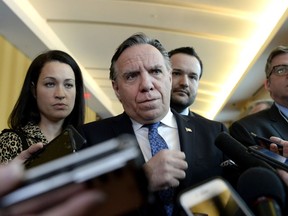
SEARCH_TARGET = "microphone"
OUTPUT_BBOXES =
[237,167,286,216]
[215,132,275,171]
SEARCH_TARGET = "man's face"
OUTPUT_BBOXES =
[170,53,201,111]
[265,53,288,106]
[112,44,172,124]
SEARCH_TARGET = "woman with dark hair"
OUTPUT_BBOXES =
[0,50,85,163]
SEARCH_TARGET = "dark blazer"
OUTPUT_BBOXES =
[80,110,228,215]
[229,104,288,147]
[189,111,205,118]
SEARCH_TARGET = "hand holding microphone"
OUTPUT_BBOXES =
[215,132,275,172]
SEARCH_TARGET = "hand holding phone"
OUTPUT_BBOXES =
[250,132,283,150]
[248,145,288,172]
[0,135,149,216]
[24,125,86,169]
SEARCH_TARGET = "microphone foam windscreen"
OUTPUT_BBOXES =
[215,132,274,170]
[237,167,286,209]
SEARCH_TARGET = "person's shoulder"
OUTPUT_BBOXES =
[0,128,23,163]
[234,108,271,125]
[178,112,227,133]
[81,113,127,129]
[190,111,204,118]
[190,111,220,122]
[190,112,225,126]
[0,129,21,140]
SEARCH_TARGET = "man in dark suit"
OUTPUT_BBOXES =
[229,45,288,150]
[80,33,228,216]
[169,46,203,117]
[167,45,241,188]
[229,103,288,147]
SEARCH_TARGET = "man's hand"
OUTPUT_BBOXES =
[269,137,288,157]
[143,149,188,191]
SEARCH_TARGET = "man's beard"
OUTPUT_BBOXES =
[170,95,195,112]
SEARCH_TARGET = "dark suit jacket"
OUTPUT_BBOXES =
[80,110,228,215]
[229,104,288,147]
[189,111,205,118]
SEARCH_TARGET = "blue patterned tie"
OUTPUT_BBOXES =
[147,122,174,216]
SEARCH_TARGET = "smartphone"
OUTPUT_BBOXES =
[67,125,87,150]
[248,145,288,172]
[178,177,253,216]
[0,134,149,216]
[250,132,283,149]
[24,125,86,169]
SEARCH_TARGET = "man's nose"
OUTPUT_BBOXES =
[180,75,189,87]
[140,72,154,92]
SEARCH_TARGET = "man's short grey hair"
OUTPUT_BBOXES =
[109,33,171,80]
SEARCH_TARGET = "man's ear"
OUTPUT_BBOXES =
[264,79,270,91]
[112,80,121,102]
[31,82,36,98]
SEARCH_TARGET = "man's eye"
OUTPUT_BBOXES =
[277,68,285,74]
[172,71,181,76]
[151,69,162,75]
[189,75,198,80]
[125,72,138,80]
[272,65,288,76]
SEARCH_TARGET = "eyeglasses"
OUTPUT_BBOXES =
[267,64,288,78]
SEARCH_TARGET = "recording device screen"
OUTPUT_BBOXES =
[179,178,253,216]
[0,135,148,216]
[248,145,288,171]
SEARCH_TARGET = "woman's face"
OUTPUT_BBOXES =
[35,61,76,124]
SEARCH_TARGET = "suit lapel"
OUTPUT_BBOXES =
[110,112,135,136]
[268,105,288,137]
[110,112,146,164]
[172,111,196,189]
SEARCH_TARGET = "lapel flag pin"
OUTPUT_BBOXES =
[185,127,192,132]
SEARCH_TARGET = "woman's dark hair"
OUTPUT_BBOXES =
[109,32,171,81]
[8,50,85,129]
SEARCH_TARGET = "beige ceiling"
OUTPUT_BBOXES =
[1,0,288,123]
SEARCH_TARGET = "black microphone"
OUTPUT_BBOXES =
[237,167,286,216]
[215,132,275,171]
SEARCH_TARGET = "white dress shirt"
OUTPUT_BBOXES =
[179,107,190,116]
[131,109,180,162]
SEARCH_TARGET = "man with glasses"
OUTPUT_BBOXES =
[229,45,288,149]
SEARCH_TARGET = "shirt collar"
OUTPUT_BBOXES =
[179,108,190,116]
[275,102,288,118]
[131,109,177,131]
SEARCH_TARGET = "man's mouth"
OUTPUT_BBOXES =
[139,98,157,103]
[174,89,189,95]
